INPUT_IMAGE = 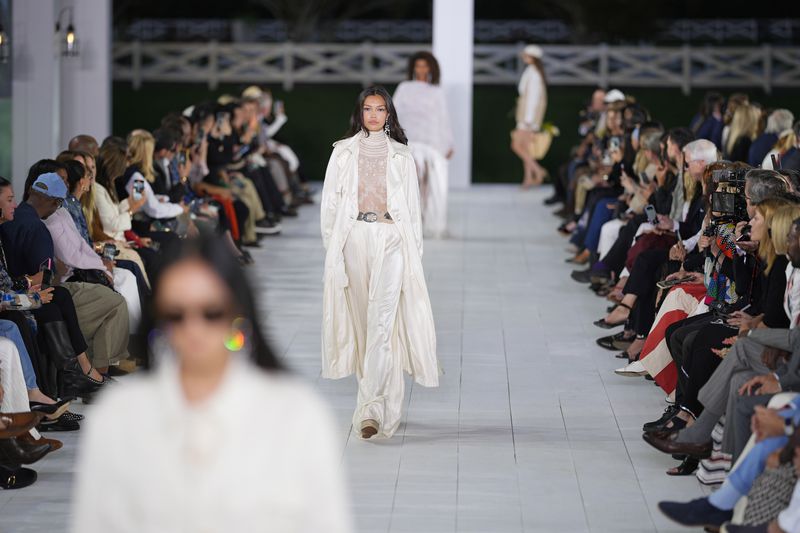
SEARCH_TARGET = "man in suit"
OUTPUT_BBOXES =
[644,217,800,460]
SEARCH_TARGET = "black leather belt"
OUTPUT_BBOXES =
[357,211,392,223]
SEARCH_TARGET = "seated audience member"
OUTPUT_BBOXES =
[750,109,795,167]
[42,161,142,331]
[1,169,129,380]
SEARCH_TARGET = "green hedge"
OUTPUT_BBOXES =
[113,82,800,184]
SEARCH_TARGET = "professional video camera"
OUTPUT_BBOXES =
[710,168,749,224]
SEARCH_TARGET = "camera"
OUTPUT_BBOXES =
[710,168,749,224]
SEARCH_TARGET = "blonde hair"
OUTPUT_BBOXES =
[775,129,797,155]
[126,129,156,183]
[726,104,761,156]
[770,204,800,256]
[756,197,793,273]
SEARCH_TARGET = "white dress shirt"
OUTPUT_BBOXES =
[72,355,353,533]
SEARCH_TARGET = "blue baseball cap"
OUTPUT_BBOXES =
[31,173,68,199]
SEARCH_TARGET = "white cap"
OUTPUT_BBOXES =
[523,44,543,58]
[604,89,626,103]
[182,105,195,118]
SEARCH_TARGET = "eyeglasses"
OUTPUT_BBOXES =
[158,306,231,326]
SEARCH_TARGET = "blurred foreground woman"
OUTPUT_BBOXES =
[72,236,352,533]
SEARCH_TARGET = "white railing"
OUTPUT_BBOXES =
[113,42,800,94]
[119,19,800,44]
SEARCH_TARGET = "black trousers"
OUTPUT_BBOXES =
[680,321,739,417]
[31,286,88,356]
[246,166,285,214]
[599,216,645,277]
[665,312,715,413]
[623,248,675,335]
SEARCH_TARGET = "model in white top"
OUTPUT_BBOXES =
[510,44,549,188]
[72,237,352,533]
[321,86,439,440]
[393,52,453,238]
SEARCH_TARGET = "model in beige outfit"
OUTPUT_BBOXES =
[510,44,549,188]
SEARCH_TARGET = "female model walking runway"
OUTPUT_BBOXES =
[393,51,454,239]
[320,86,439,440]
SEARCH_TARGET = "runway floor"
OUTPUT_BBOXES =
[1,185,708,532]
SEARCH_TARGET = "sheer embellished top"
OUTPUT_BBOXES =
[357,130,393,223]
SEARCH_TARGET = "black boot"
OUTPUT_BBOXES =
[39,322,101,399]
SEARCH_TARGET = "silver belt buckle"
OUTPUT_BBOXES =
[362,212,378,223]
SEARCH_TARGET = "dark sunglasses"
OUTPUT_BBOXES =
[159,307,230,326]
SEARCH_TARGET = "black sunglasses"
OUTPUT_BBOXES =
[159,307,230,326]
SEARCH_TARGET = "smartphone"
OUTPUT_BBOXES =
[101,244,118,262]
[177,151,187,166]
[656,276,696,290]
[234,144,251,160]
[39,258,53,290]
[215,112,229,128]
[609,136,621,152]
[195,127,205,146]
[132,179,145,201]
[645,204,657,225]
[274,100,284,114]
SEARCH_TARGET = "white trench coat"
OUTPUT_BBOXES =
[320,132,439,388]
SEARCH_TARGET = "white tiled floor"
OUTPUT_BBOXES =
[0,184,708,532]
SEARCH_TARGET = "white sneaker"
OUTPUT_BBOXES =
[614,360,648,377]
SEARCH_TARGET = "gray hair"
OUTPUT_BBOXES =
[766,109,795,134]
[683,139,718,165]
[747,169,789,204]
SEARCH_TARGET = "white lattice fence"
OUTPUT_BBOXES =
[113,42,800,94]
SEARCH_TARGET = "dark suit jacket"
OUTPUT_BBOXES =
[677,195,706,242]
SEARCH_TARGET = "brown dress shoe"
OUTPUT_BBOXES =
[17,432,63,452]
[642,431,712,459]
[0,413,45,439]
[0,437,51,466]
[360,419,379,439]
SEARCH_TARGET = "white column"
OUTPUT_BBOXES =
[11,0,58,196]
[58,0,112,150]
[433,0,473,188]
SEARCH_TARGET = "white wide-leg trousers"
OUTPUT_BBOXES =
[411,143,449,239]
[0,338,40,439]
[343,221,405,438]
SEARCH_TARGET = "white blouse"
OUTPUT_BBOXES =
[72,356,353,533]
[93,183,132,241]
[393,80,454,157]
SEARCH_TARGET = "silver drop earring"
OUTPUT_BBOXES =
[384,119,391,136]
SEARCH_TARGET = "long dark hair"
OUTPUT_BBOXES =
[344,86,408,145]
[142,234,283,372]
[63,160,87,196]
[406,51,441,85]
